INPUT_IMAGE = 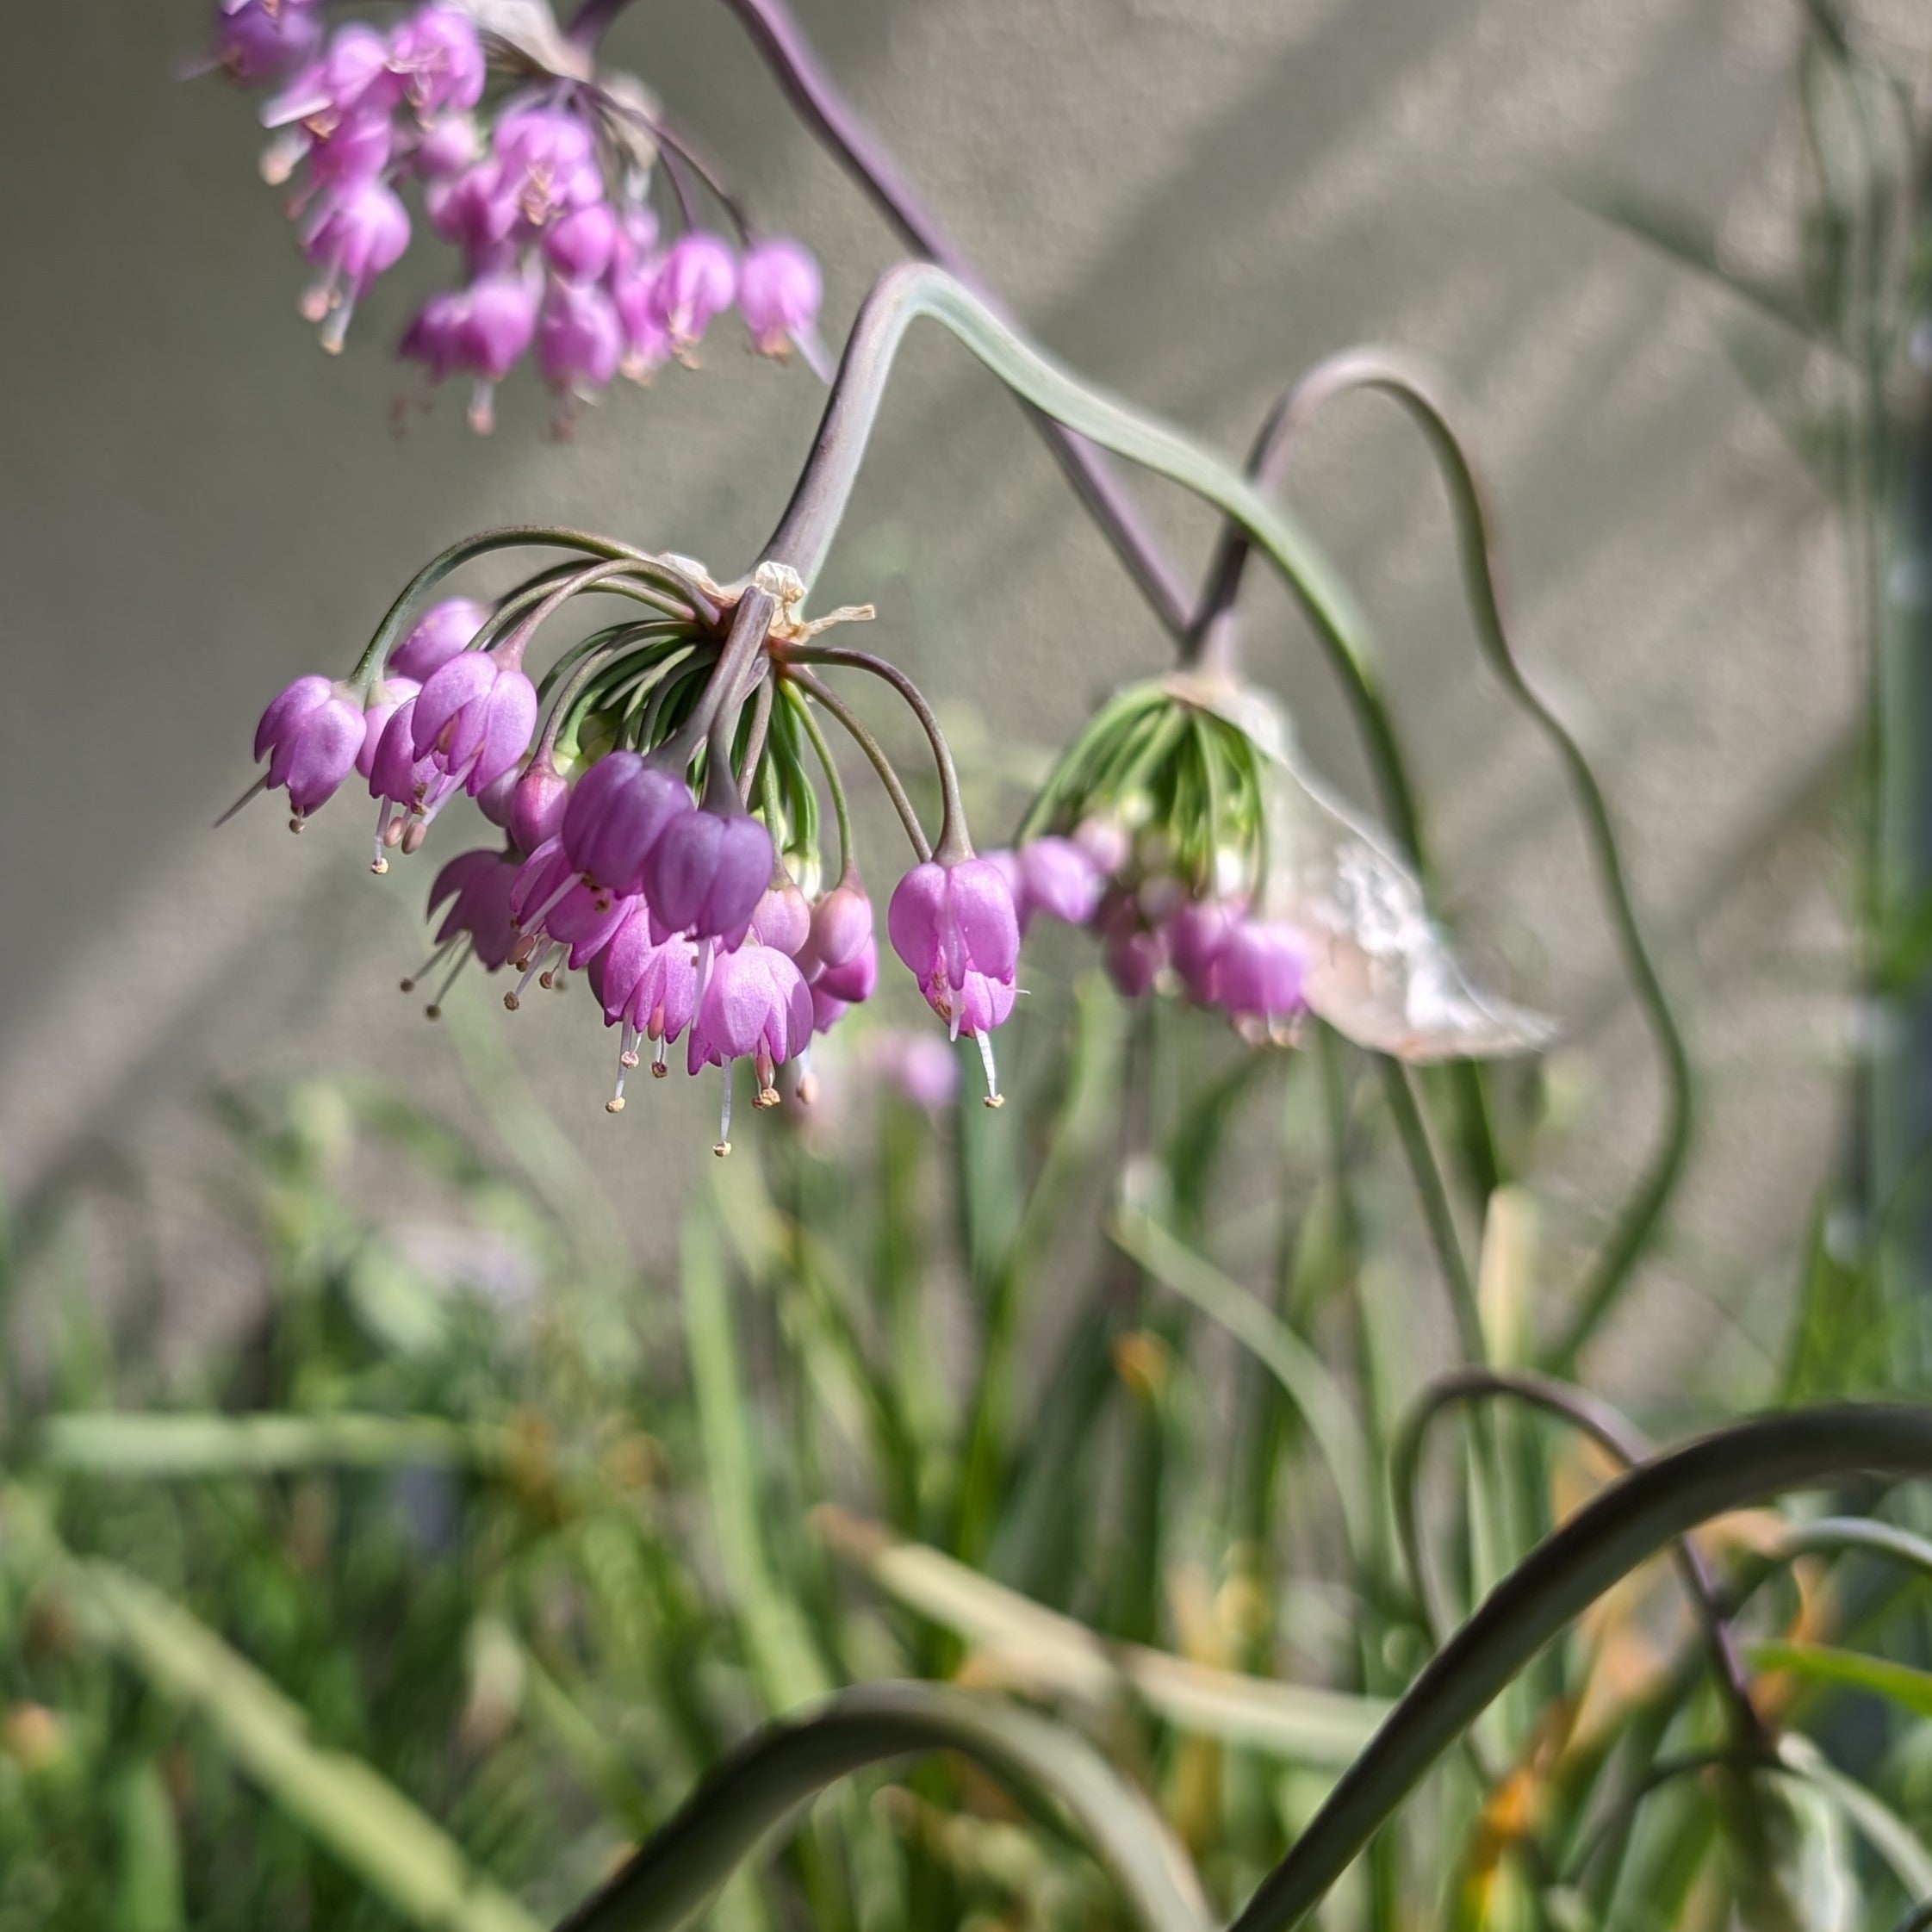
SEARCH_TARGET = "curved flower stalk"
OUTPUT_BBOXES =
[202,0,822,429]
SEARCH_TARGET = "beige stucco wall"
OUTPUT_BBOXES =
[0,0,1854,1386]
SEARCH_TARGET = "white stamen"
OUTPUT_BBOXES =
[371,802,394,873]
[505,944,561,1011]
[652,1036,668,1078]
[517,873,578,939]
[713,1069,733,1157]
[976,1031,1003,1109]
[469,382,498,435]
[320,295,356,355]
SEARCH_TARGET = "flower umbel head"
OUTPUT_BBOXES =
[202,3,820,430]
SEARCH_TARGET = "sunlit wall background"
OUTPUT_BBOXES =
[0,0,1852,1388]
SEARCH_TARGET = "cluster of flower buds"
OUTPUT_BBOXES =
[205,0,823,429]
[977,680,1309,1045]
[233,538,1024,1154]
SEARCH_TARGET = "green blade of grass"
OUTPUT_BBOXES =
[551,1680,1213,1932]
[39,1411,505,1476]
[68,1557,542,1932]
[817,1507,1388,1765]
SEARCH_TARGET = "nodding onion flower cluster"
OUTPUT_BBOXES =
[204,0,822,431]
[998,680,1311,1044]
[237,540,1039,1154]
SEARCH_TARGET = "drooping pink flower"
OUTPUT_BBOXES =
[887,857,1019,997]
[652,233,736,351]
[460,271,541,374]
[491,107,604,231]
[1214,922,1307,1027]
[737,239,821,357]
[506,837,631,968]
[613,258,671,380]
[806,873,873,972]
[507,752,570,854]
[542,204,619,284]
[412,113,478,179]
[750,880,811,957]
[303,179,410,346]
[255,674,364,816]
[425,161,517,257]
[212,0,324,84]
[305,109,393,189]
[1103,922,1165,998]
[457,270,542,429]
[645,807,774,947]
[410,646,537,795]
[399,289,469,382]
[427,845,521,969]
[997,836,1103,934]
[562,751,692,896]
[473,759,520,829]
[388,6,484,119]
[356,674,419,780]
[369,694,444,808]
[592,905,699,1044]
[537,278,622,394]
[1166,898,1236,1005]
[262,22,399,133]
[686,941,813,1086]
[388,597,488,680]
[815,933,877,1004]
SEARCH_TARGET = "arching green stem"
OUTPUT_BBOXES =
[785,643,967,859]
[785,683,856,878]
[786,668,930,861]
[1230,1403,1932,1932]
[758,264,1424,854]
[1391,1369,1761,1751]
[349,527,717,686]
[1195,349,1691,1367]
[551,1680,1213,1932]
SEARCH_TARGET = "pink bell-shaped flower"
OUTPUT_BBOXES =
[562,751,692,896]
[645,807,774,947]
[652,233,736,351]
[410,646,537,796]
[356,674,419,780]
[427,845,521,970]
[887,856,1019,996]
[1166,898,1237,1005]
[388,6,484,119]
[388,598,488,681]
[686,941,813,1086]
[1215,922,1307,1030]
[507,753,570,854]
[255,674,364,817]
[805,872,873,972]
[736,239,821,357]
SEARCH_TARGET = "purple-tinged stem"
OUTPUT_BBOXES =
[786,668,930,861]
[786,643,966,859]
[682,0,1195,634]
